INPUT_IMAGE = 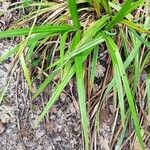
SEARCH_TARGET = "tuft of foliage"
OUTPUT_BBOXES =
[0,0,150,149]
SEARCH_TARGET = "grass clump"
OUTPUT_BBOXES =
[0,0,150,149]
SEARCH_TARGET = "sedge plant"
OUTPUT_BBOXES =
[0,0,150,149]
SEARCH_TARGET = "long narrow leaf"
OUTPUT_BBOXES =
[0,25,76,38]
[20,54,33,92]
[74,31,89,150]
[68,0,81,29]
[115,66,125,123]
[106,0,132,30]
[90,46,99,88]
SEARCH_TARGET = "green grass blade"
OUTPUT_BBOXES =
[68,0,81,29]
[109,1,133,21]
[106,0,132,30]
[90,45,99,88]
[65,35,104,62]
[75,56,89,150]
[127,0,144,15]
[78,15,109,47]
[0,25,76,38]
[115,66,125,123]
[74,31,89,150]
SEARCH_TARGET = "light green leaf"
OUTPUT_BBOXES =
[68,0,81,29]
[0,25,76,38]
[74,31,89,150]
[20,54,33,92]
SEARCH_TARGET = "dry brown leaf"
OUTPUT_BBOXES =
[133,142,143,150]
[99,136,110,150]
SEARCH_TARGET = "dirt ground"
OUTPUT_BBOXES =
[0,40,83,150]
